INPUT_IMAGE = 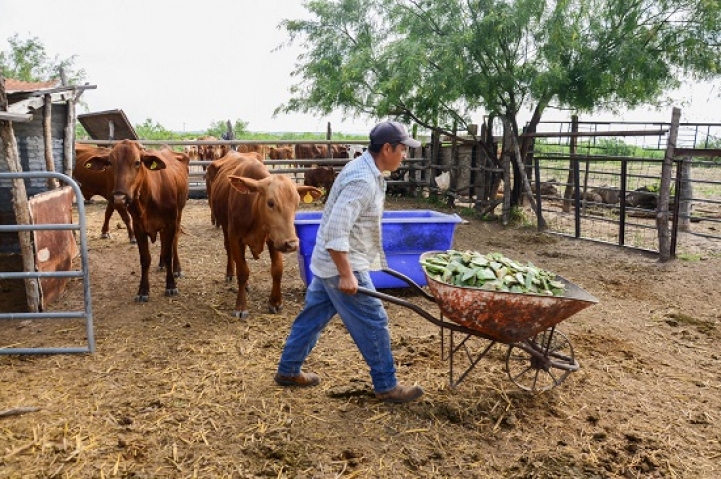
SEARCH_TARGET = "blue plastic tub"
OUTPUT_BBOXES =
[294,210,463,288]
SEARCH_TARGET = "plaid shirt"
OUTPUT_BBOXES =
[310,152,388,278]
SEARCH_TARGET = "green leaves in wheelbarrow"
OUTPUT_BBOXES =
[420,250,566,296]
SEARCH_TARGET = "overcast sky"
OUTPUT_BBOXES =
[1,0,719,134]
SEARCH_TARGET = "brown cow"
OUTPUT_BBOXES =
[268,145,294,160]
[330,144,349,158]
[303,166,337,203]
[210,154,322,318]
[205,151,262,227]
[197,136,221,173]
[238,143,268,159]
[82,140,190,301]
[294,143,327,160]
[294,144,348,160]
[73,144,135,243]
[183,144,200,161]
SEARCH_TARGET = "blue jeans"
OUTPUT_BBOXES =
[277,271,397,394]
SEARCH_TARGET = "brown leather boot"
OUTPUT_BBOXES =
[274,371,321,388]
[375,384,424,404]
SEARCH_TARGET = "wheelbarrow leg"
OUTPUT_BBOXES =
[442,327,497,389]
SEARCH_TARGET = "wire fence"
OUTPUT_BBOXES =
[528,120,721,256]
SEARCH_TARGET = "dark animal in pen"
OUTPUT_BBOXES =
[387,169,412,196]
[625,186,659,210]
[303,166,338,203]
[531,179,560,197]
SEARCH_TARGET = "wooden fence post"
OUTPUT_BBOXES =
[501,120,512,225]
[562,115,579,213]
[63,94,76,177]
[43,94,59,190]
[658,107,680,262]
[678,157,693,232]
[0,75,40,312]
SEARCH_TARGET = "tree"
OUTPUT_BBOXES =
[134,118,182,141]
[0,34,86,85]
[205,119,249,139]
[277,0,721,202]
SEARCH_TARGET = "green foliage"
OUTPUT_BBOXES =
[204,119,249,138]
[277,0,721,137]
[594,138,636,157]
[134,118,184,141]
[0,34,86,84]
[534,138,665,159]
[509,206,531,227]
[75,122,89,139]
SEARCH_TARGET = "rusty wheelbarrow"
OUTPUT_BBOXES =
[357,251,599,392]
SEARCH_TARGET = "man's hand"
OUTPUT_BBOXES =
[337,273,358,294]
[329,250,358,294]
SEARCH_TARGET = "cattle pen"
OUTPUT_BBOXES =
[77,111,721,259]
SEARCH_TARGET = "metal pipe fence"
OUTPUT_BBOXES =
[0,171,95,355]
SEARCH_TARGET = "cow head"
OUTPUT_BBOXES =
[228,174,322,252]
[331,145,349,158]
[84,140,167,206]
[184,144,199,160]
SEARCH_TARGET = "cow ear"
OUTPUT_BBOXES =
[141,154,167,171]
[229,175,261,194]
[297,185,324,200]
[84,155,110,171]
[173,151,190,163]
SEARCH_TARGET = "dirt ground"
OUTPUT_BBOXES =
[1,196,720,478]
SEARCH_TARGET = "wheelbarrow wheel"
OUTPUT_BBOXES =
[505,329,577,392]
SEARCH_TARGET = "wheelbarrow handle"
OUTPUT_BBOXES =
[356,286,488,336]
[356,286,438,324]
[376,268,436,302]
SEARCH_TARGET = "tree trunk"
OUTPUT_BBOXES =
[503,116,545,229]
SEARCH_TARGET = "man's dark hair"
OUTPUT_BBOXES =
[368,142,401,154]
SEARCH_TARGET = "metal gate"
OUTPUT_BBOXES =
[0,171,95,354]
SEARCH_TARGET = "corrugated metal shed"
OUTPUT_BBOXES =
[78,109,137,140]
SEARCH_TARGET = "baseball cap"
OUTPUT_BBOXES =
[369,121,421,148]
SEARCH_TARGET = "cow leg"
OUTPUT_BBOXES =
[172,215,183,279]
[117,205,136,244]
[161,228,179,296]
[221,223,234,282]
[230,238,250,319]
[267,242,284,314]
[157,240,168,271]
[100,202,115,239]
[135,232,152,302]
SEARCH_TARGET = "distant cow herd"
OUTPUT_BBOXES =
[181,140,363,164]
[182,140,361,202]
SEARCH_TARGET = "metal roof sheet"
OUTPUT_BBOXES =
[5,78,62,93]
[77,109,138,140]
